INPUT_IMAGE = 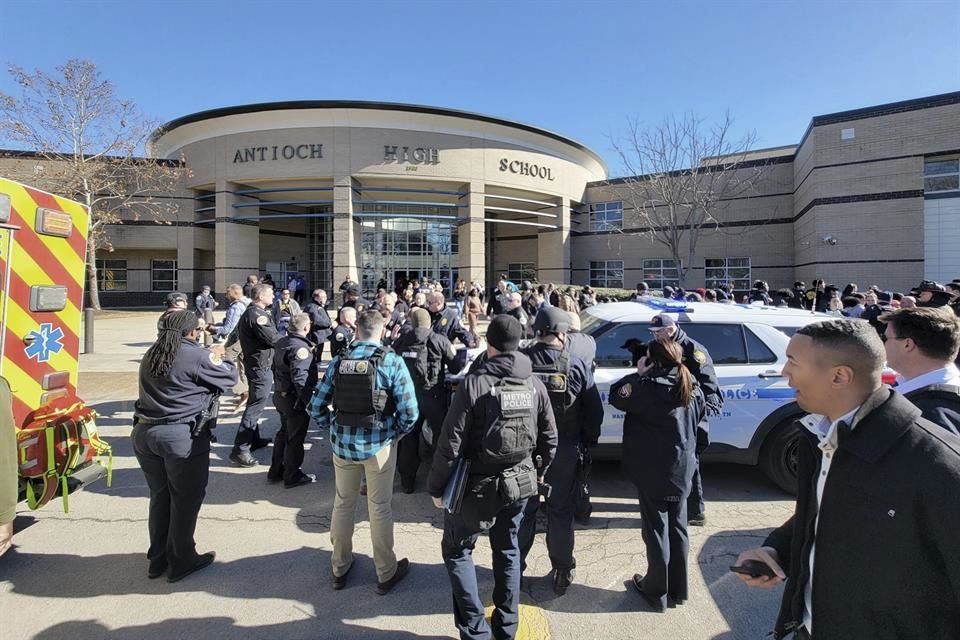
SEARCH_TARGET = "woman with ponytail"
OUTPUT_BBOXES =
[133,309,237,583]
[610,339,704,612]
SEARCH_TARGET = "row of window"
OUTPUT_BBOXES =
[94,259,177,292]
[586,258,752,290]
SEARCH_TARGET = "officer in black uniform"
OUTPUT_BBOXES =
[231,283,279,467]
[329,306,357,359]
[790,281,807,309]
[157,292,189,330]
[341,284,373,314]
[518,307,604,595]
[426,292,477,347]
[303,288,333,361]
[392,308,464,493]
[133,310,237,582]
[502,291,533,339]
[428,315,558,640]
[648,313,721,526]
[267,313,318,488]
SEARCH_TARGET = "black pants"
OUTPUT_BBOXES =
[518,441,579,573]
[398,389,446,484]
[687,455,705,519]
[636,489,689,608]
[442,495,527,640]
[269,392,309,484]
[131,422,210,577]
[234,365,271,454]
[397,417,423,486]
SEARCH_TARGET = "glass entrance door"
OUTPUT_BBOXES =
[359,216,458,298]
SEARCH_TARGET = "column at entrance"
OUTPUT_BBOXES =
[459,181,486,287]
[332,175,358,286]
[215,180,260,293]
[537,197,571,284]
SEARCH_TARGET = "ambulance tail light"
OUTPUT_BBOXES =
[41,371,70,390]
[36,207,73,238]
[30,285,68,312]
[0,192,10,223]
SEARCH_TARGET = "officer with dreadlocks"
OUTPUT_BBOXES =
[267,313,317,488]
[428,315,557,640]
[518,307,603,595]
[132,309,237,583]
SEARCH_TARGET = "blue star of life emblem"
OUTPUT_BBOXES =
[25,322,65,363]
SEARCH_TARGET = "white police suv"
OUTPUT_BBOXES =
[581,298,833,494]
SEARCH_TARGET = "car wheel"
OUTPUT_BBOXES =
[759,419,801,495]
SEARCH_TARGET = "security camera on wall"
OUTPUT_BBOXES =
[823,235,838,246]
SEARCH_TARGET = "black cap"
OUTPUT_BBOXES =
[649,314,677,329]
[912,280,947,294]
[346,284,361,296]
[532,307,571,336]
[487,315,523,352]
[166,292,188,307]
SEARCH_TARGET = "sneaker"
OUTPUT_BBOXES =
[167,552,216,583]
[553,568,576,595]
[376,558,410,595]
[230,451,258,467]
[688,514,707,527]
[284,473,316,489]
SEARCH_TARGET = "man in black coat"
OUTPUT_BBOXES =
[302,288,333,362]
[881,306,960,435]
[426,292,476,347]
[734,318,960,640]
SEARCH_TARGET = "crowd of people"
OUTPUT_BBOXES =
[122,269,960,640]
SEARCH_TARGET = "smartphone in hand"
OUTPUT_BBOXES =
[730,560,777,578]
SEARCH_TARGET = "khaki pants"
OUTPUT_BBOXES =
[224,340,247,395]
[330,442,399,582]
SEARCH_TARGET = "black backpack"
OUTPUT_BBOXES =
[399,335,439,391]
[472,376,536,469]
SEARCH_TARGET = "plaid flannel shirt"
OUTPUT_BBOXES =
[308,340,419,460]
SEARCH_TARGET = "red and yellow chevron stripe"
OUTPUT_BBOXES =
[0,177,88,427]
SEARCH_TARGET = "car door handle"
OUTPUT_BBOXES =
[758,371,784,379]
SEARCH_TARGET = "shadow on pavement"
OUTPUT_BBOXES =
[698,527,785,640]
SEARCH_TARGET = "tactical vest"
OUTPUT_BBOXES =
[332,347,394,428]
[531,349,576,418]
[400,335,440,391]
[471,375,536,473]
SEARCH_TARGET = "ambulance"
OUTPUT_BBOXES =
[0,177,110,512]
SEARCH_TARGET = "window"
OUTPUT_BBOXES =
[507,262,537,283]
[676,323,748,365]
[924,158,959,193]
[95,259,127,291]
[590,260,624,288]
[589,201,623,232]
[590,321,762,368]
[705,257,752,291]
[151,259,178,292]
[592,322,650,368]
[641,258,680,289]
[744,327,778,364]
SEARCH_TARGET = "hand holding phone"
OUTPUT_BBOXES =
[732,546,786,587]
[730,560,777,578]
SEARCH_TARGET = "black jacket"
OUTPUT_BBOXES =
[610,369,701,499]
[521,341,603,445]
[673,328,722,415]
[137,338,238,424]
[763,388,960,639]
[302,301,333,346]
[505,307,533,339]
[904,383,960,436]
[431,307,476,347]
[238,304,279,370]
[329,324,355,359]
[427,351,557,497]
[392,327,463,394]
[272,333,316,406]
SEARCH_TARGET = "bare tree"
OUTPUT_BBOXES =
[609,112,776,288]
[0,59,186,309]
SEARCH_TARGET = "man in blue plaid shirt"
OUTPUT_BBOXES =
[309,310,419,594]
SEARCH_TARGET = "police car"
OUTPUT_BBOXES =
[582,297,834,494]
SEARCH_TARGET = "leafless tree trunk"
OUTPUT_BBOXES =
[0,59,187,309]
[609,112,776,288]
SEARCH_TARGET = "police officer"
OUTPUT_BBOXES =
[303,288,333,362]
[132,310,237,582]
[911,280,954,308]
[268,313,318,488]
[392,308,464,493]
[518,307,603,595]
[426,292,477,347]
[231,283,279,467]
[330,306,357,359]
[502,291,533,339]
[341,283,373,314]
[648,313,722,526]
[428,315,558,640]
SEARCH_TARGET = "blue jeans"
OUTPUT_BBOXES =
[442,496,527,640]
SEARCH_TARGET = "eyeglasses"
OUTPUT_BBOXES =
[880,333,904,343]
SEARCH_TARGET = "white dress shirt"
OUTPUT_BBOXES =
[801,405,861,634]
[895,364,960,395]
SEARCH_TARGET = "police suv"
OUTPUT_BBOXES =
[581,298,833,494]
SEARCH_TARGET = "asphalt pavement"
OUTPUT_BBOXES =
[1,310,794,640]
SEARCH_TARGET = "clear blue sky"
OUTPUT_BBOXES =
[1,0,958,176]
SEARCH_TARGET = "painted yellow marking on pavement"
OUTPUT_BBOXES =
[484,598,550,639]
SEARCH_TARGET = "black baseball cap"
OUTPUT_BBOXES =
[649,314,677,330]
[166,292,188,307]
[487,315,523,352]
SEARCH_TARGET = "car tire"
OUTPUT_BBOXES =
[759,419,802,495]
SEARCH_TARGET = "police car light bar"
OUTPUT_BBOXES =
[639,296,692,313]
